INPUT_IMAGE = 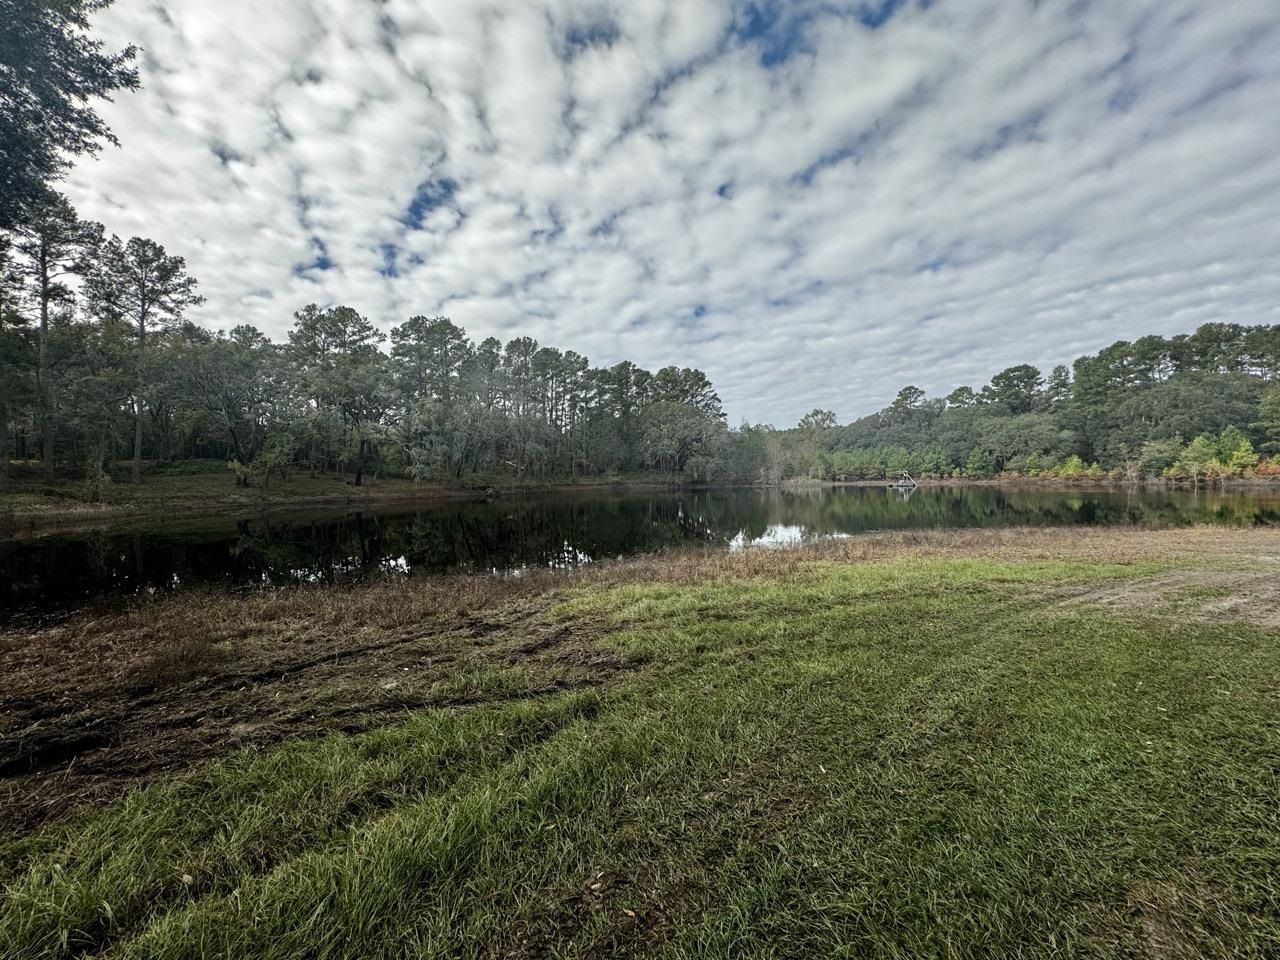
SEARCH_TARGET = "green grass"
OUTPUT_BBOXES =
[2,557,1278,958]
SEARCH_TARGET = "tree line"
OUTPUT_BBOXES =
[0,201,733,488]
[778,323,1280,484]
[2,188,1278,490]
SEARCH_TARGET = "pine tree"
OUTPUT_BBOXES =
[1254,387,1280,456]
[8,192,103,478]
[83,236,203,482]
[0,0,139,227]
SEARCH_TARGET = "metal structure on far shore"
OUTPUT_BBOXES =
[891,471,918,489]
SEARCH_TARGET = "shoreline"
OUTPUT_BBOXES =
[3,473,1277,539]
[0,474,701,539]
[805,476,1280,491]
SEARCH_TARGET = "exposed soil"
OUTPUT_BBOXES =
[1128,878,1233,960]
[1055,568,1280,628]
[0,597,637,834]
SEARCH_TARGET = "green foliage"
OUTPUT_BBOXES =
[0,192,1276,495]
[982,363,1043,413]
[1255,386,1280,456]
[789,322,1279,484]
[0,0,139,229]
[7,192,103,317]
[1171,434,1219,481]
[1051,454,1088,478]
[798,408,837,433]
[82,235,203,482]
[964,446,996,478]
[1216,425,1258,474]
[1160,428,1261,483]
[1137,436,1185,477]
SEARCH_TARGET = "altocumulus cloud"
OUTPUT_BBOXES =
[66,0,1280,424]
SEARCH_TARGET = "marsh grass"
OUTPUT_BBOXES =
[1,527,1278,958]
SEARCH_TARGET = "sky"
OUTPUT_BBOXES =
[66,0,1280,425]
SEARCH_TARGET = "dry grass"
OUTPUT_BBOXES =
[2,525,1270,707]
[1055,568,1280,628]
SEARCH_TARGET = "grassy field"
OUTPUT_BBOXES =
[1,528,1277,958]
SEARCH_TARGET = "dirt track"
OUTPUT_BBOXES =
[0,597,634,833]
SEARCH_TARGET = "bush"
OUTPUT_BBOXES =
[1250,458,1280,478]
[1138,437,1185,477]
[1165,428,1262,482]
[964,447,996,479]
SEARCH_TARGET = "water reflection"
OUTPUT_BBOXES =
[2,485,1276,619]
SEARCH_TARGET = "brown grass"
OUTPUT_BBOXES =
[2,525,1272,709]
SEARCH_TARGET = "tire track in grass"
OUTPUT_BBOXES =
[0,693,604,960]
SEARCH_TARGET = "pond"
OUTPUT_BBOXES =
[2,484,1277,621]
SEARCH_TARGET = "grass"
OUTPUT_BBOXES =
[1,528,1278,958]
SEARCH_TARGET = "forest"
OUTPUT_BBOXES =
[789,322,1280,485]
[0,217,734,489]
[2,216,1278,490]
[2,218,1280,490]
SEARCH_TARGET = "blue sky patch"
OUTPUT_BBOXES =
[730,1,811,67]
[563,20,621,57]
[401,178,458,230]
[292,237,332,277]
[378,242,398,278]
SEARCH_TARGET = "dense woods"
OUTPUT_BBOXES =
[3,221,1278,490]
[0,209,733,486]
[0,194,1277,489]
[791,323,1280,485]
[1,194,1276,490]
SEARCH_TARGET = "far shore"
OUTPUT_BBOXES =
[0,471,693,538]
[2,469,1276,538]
[817,476,1280,490]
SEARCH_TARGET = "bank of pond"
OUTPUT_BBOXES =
[2,484,1277,622]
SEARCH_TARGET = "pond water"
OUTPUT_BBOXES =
[2,485,1277,621]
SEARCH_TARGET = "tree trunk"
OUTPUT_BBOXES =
[226,418,249,486]
[132,319,145,483]
[0,396,9,488]
[353,437,365,486]
[38,262,53,483]
[133,394,144,483]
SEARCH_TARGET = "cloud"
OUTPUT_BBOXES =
[66,0,1280,424]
